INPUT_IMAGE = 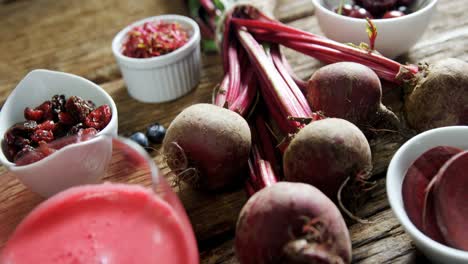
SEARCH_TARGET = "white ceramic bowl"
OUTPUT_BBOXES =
[112,15,201,103]
[387,126,468,264]
[0,70,118,197]
[311,0,437,58]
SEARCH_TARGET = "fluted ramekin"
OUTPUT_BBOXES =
[112,15,201,103]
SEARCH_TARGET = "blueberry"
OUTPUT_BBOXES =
[146,123,166,144]
[129,132,149,148]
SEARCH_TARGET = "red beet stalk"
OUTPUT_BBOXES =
[213,42,256,116]
[246,114,280,193]
[229,65,257,116]
[278,51,307,91]
[236,27,314,134]
[231,17,419,83]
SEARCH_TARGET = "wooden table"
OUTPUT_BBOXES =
[0,0,467,263]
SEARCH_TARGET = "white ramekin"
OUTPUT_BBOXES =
[112,15,201,103]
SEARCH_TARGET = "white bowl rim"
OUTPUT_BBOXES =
[111,14,200,66]
[0,69,118,170]
[312,0,438,22]
[387,125,468,259]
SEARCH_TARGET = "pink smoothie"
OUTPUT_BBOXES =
[1,183,199,263]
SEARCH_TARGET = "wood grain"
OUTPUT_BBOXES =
[0,0,466,263]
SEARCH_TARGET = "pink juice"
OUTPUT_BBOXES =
[1,183,199,264]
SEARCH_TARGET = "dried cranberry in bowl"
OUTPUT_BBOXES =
[2,94,112,165]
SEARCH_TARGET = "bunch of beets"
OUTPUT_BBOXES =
[162,2,468,263]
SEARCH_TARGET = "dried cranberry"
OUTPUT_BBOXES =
[86,100,96,109]
[361,0,397,16]
[36,101,54,121]
[58,112,75,125]
[31,129,54,143]
[5,121,37,144]
[4,130,16,146]
[68,123,85,135]
[14,142,56,166]
[14,145,38,165]
[49,94,69,122]
[2,140,18,161]
[51,94,66,115]
[349,7,373,19]
[15,152,46,165]
[48,135,78,150]
[78,128,98,136]
[382,10,405,18]
[66,96,95,122]
[37,120,56,131]
[84,105,112,130]
[22,120,38,131]
[13,137,31,149]
[24,107,44,121]
[77,128,98,141]
[335,4,354,16]
[37,141,57,156]
[52,123,68,138]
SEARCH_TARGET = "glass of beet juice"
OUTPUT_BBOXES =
[0,136,199,264]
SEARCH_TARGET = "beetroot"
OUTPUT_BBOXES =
[283,118,372,199]
[431,150,468,250]
[402,146,461,242]
[162,103,251,190]
[307,62,399,130]
[405,58,468,131]
[235,182,351,264]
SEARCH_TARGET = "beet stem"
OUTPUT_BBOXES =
[221,10,233,72]
[232,17,419,82]
[270,45,313,116]
[255,34,400,83]
[279,51,308,91]
[226,40,242,104]
[237,28,306,120]
[254,114,280,175]
[228,67,257,116]
[213,74,229,106]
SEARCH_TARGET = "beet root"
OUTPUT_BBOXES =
[402,146,461,242]
[283,118,372,199]
[432,150,468,250]
[162,103,251,190]
[405,58,468,132]
[307,62,399,130]
[235,182,352,264]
